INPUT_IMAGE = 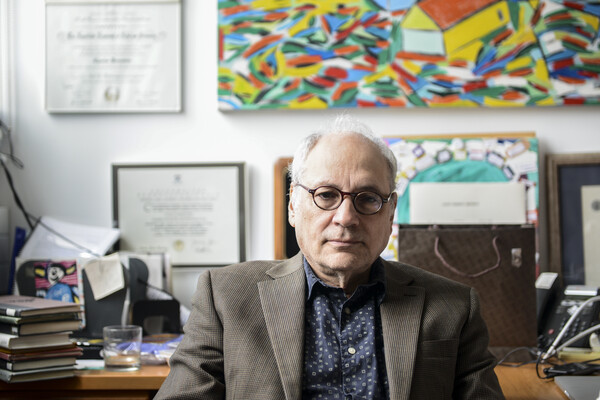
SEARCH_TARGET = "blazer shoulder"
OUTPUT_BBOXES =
[205,254,303,289]
[208,259,283,282]
[384,260,473,295]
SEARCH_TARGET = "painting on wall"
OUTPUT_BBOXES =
[218,0,600,110]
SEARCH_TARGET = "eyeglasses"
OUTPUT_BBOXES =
[295,183,393,215]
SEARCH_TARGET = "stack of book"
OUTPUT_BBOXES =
[0,295,83,383]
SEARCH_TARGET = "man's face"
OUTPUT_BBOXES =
[288,133,396,278]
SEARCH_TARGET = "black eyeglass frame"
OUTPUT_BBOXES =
[295,183,394,215]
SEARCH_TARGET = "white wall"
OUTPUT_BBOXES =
[2,0,600,305]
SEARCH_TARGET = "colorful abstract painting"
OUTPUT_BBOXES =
[218,0,600,110]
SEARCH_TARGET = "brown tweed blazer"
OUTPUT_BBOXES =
[155,253,504,400]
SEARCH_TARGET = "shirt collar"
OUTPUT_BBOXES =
[303,256,386,302]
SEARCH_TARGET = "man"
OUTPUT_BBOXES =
[155,115,504,399]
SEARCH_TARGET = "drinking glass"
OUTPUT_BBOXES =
[103,325,142,371]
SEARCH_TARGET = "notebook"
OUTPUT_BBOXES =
[555,376,600,400]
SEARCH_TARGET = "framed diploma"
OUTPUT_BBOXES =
[547,153,600,286]
[112,163,246,267]
[45,0,181,113]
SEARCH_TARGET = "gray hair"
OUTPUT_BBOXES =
[289,114,397,194]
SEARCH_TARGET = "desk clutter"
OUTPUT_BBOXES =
[0,251,186,383]
[15,254,185,338]
[0,295,183,383]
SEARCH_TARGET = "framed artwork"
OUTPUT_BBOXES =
[218,0,600,110]
[112,163,246,267]
[546,153,600,285]
[46,0,181,113]
[384,132,539,226]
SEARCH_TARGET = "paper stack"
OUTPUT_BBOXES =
[0,295,83,383]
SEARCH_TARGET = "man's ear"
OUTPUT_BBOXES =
[288,185,296,227]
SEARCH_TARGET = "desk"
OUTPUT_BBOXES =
[0,365,168,400]
[496,364,568,399]
[0,363,569,399]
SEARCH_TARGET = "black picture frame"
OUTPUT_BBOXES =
[112,162,246,267]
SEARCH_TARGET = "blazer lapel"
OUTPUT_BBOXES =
[258,253,306,400]
[381,261,425,400]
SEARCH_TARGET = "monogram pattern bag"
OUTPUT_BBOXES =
[397,225,537,347]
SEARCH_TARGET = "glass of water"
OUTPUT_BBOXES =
[103,325,142,371]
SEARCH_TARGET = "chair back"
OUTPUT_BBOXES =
[132,299,181,335]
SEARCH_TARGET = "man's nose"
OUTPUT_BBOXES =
[332,196,359,226]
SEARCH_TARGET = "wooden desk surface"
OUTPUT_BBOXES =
[495,364,568,400]
[0,363,569,399]
[0,364,169,391]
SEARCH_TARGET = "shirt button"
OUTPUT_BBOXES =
[344,307,351,315]
[348,347,356,355]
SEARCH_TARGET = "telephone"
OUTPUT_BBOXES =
[537,272,600,350]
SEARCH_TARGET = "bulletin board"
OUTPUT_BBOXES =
[384,132,539,226]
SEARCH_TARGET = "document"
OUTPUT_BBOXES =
[410,182,527,224]
[114,164,244,266]
[582,185,600,286]
[82,253,124,301]
[118,251,170,292]
[45,0,181,112]
[18,216,119,260]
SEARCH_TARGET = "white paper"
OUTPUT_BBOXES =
[18,216,120,259]
[582,185,600,286]
[118,251,171,292]
[171,267,212,310]
[76,359,105,369]
[410,182,526,224]
[82,253,125,300]
[45,0,181,112]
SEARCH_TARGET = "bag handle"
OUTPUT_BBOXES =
[434,235,501,278]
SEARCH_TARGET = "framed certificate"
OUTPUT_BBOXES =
[547,153,600,285]
[112,163,246,267]
[45,0,181,113]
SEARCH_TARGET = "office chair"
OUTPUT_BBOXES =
[131,299,181,335]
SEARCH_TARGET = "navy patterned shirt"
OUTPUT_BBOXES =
[302,258,389,400]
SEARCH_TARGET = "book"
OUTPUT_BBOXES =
[0,295,81,317]
[0,356,76,371]
[0,365,75,383]
[0,312,82,325]
[0,319,82,335]
[0,345,82,361]
[0,332,72,350]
